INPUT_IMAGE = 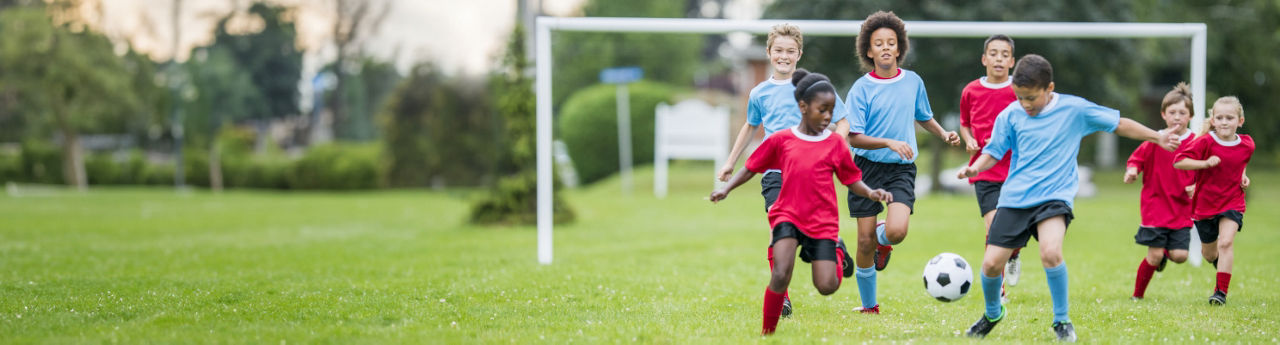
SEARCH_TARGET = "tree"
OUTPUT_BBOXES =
[324,0,391,142]
[0,4,148,189]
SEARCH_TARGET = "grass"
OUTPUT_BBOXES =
[2,162,1278,344]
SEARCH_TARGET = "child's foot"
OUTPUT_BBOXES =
[965,305,1005,338]
[1001,286,1009,304]
[1209,258,1218,269]
[781,296,793,317]
[1209,291,1227,305]
[1130,296,1143,301]
[873,244,892,271]
[1156,249,1169,272]
[837,238,855,278]
[1005,254,1021,286]
[1052,321,1077,342]
[853,304,880,314]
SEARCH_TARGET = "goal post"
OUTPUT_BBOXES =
[536,16,1208,264]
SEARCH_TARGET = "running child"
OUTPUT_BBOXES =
[710,70,891,335]
[845,10,962,314]
[959,54,1180,341]
[1173,96,1253,305]
[1124,82,1197,300]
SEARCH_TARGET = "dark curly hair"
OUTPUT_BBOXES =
[790,68,836,103]
[856,11,908,72]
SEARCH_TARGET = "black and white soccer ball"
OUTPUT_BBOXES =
[922,252,973,302]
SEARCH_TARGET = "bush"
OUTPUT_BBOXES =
[469,172,574,225]
[19,141,62,184]
[558,81,679,185]
[0,150,19,184]
[287,143,384,190]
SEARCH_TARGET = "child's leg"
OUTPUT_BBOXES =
[1133,246,1163,298]
[981,245,1015,319]
[763,238,798,335]
[1214,218,1239,297]
[1167,249,1189,264]
[811,259,840,295]
[853,217,879,309]
[881,203,911,244]
[1035,216,1070,324]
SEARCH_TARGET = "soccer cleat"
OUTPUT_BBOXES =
[1130,296,1143,301]
[1005,254,1021,286]
[966,305,1005,338]
[837,238,855,278]
[1209,291,1227,305]
[1156,249,1169,272]
[781,296,793,317]
[1209,259,1218,269]
[873,244,893,271]
[1000,286,1009,305]
[853,304,880,314]
[1052,321,1077,342]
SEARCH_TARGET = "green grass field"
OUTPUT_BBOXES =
[2,163,1278,344]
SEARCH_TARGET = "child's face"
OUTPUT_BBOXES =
[768,36,801,77]
[1160,101,1191,131]
[981,40,1014,80]
[1012,83,1055,116]
[798,92,836,132]
[865,28,900,71]
[1209,106,1244,137]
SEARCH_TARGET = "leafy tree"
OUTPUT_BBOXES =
[321,57,401,141]
[380,64,495,188]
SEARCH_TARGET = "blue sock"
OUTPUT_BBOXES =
[981,273,1004,320]
[875,223,896,246]
[856,266,877,308]
[1045,263,1070,324]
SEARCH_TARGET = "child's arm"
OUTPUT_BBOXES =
[1174,155,1220,170]
[718,122,760,181]
[1242,169,1250,189]
[709,168,758,203]
[957,154,999,179]
[847,133,914,160]
[958,126,980,155]
[1123,166,1141,184]
[833,118,850,140]
[847,180,892,203]
[917,118,962,146]
[1115,118,1182,152]
[1123,143,1149,184]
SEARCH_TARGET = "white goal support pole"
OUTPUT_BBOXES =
[536,17,1208,264]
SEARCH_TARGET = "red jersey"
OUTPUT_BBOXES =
[959,77,1016,183]
[745,127,863,241]
[1175,132,1254,220]
[1127,130,1196,228]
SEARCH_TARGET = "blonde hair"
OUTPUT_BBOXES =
[767,23,803,51]
[1200,96,1244,135]
[1161,82,1194,117]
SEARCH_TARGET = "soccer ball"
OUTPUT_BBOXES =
[922,252,974,302]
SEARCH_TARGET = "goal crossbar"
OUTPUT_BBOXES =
[536,16,1208,264]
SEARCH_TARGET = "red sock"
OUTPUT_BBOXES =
[1134,258,1157,298]
[1216,272,1232,294]
[835,247,846,285]
[767,247,790,300]
[762,288,786,335]
[1012,247,1022,258]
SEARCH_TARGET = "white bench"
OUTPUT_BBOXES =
[653,99,729,198]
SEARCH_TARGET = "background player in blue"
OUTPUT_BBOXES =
[844,11,960,315]
[716,24,851,318]
[959,54,1180,342]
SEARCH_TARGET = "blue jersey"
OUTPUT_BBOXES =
[845,69,933,164]
[983,93,1119,209]
[749,77,849,138]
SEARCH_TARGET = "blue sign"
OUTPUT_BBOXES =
[600,67,643,84]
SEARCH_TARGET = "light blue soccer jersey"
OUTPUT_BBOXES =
[845,69,934,164]
[748,77,849,138]
[983,93,1120,209]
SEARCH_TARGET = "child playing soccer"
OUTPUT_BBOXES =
[710,70,891,335]
[845,10,961,314]
[1174,96,1253,305]
[716,24,853,318]
[1124,83,1197,300]
[958,34,1022,294]
[958,54,1180,341]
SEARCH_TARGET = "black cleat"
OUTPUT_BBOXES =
[966,305,1005,338]
[1052,321,1077,342]
[1156,250,1169,272]
[1209,291,1227,305]
[781,296,793,317]
[837,238,855,278]
[1209,259,1218,269]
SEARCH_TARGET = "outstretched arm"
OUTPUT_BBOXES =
[1116,119,1182,152]
[709,168,758,203]
[718,123,760,181]
[957,154,999,179]
[918,118,961,146]
[847,180,892,203]
[1174,156,1220,170]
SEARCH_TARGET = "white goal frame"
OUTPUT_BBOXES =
[535,17,1207,264]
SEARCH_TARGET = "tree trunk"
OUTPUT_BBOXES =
[51,93,87,190]
[209,140,223,192]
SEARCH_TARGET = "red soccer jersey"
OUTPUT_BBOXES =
[745,127,863,241]
[1128,130,1196,228]
[959,77,1016,183]
[1175,132,1254,220]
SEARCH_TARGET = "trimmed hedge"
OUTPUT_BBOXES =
[558,81,678,185]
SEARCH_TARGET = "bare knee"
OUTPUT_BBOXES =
[885,224,908,243]
[815,281,839,295]
[1040,249,1063,268]
[1168,251,1189,263]
[982,258,1005,277]
[769,270,792,292]
[856,235,877,256]
[1217,239,1234,252]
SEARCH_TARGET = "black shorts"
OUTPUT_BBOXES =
[770,222,838,263]
[973,181,1003,216]
[986,201,1074,249]
[760,171,782,212]
[1134,226,1191,250]
[1194,210,1244,243]
[847,156,915,218]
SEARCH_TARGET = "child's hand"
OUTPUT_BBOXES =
[1205,156,1221,168]
[708,190,728,203]
[887,140,914,160]
[869,189,893,203]
[716,165,734,182]
[964,139,981,155]
[1158,123,1184,151]
[1123,167,1139,184]
[957,166,977,179]
[943,131,962,146]
[1185,185,1195,198]
[1242,174,1251,189]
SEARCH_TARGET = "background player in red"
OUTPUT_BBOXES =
[709,70,890,335]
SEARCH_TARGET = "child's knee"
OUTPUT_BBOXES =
[815,281,839,295]
[1039,250,1063,267]
[1169,252,1189,263]
[1216,239,1234,251]
[982,258,1005,275]
[856,236,877,254]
